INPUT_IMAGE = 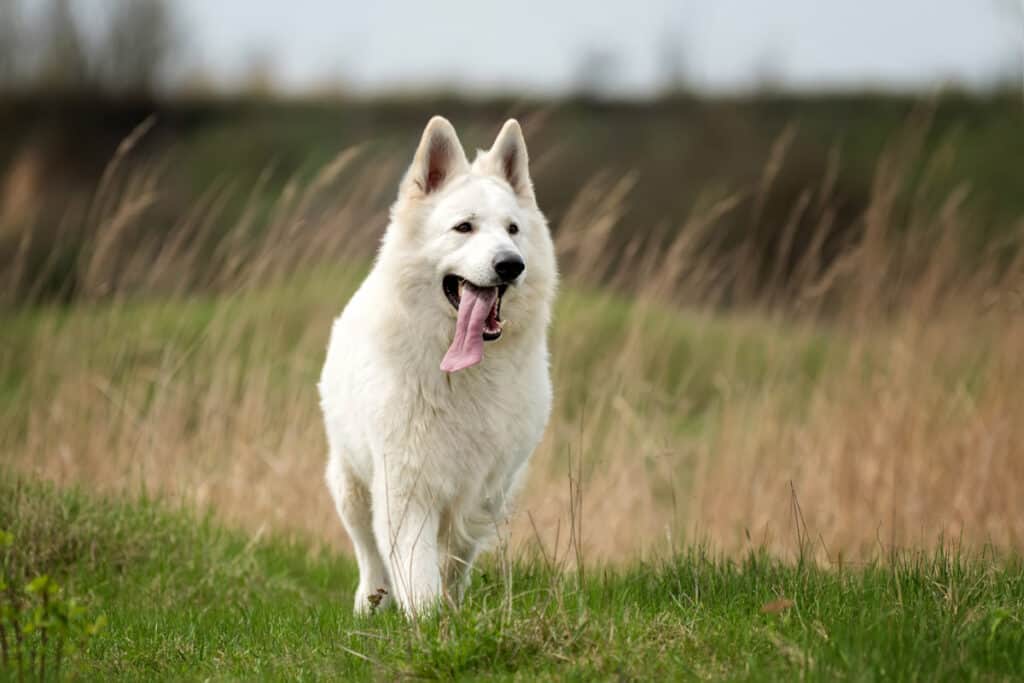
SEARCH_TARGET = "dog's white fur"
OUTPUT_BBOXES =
[319,117,557,614]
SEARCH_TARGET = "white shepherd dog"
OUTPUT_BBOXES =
[319,117,558,614]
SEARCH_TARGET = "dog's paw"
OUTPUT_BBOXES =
[354,587,390,615]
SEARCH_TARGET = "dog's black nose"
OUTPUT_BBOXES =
[494,254,525,282]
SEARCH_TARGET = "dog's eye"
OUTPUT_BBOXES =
[508,223,519,235]
[453,222,473,233]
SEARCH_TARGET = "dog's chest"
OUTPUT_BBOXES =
[370,351,547,488]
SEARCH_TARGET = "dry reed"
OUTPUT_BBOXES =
[1,119,1022,565]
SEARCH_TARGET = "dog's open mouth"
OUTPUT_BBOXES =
[440,275,508,373]
[443,275,507,340]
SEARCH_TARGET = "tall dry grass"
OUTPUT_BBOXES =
[1,117,1022,565]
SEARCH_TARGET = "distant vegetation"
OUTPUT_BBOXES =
[0,0,178,95]
[2,3,1021,307]
[2,98,1022,560]
[1,91,1023,305]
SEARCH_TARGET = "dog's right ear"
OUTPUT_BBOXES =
[401,116,469,198]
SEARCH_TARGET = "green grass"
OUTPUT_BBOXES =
[3,475,1023,681]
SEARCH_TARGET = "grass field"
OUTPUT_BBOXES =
[2,105,1024,679]
[4,475,1024,681]
[3,247,1022,563]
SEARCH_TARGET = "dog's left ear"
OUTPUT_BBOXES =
[483,119,534,202]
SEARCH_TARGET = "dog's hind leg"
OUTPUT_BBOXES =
[442,539,480,605]
[326,456,391,614]
[438,510,487,605]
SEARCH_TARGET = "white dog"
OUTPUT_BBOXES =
[319,117,557,614]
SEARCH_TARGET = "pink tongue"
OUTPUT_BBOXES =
[440,286,497,373]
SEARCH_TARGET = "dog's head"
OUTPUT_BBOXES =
[384,116,557,373]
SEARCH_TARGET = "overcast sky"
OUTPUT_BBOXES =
[173,0,1020,95]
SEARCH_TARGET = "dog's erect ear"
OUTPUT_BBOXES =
[403,116,468,197]
[483,119,534,201]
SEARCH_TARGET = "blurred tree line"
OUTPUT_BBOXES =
[0,0,178,94]
[0,0,1021,307]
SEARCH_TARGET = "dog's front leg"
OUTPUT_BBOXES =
[372,479,442,615]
